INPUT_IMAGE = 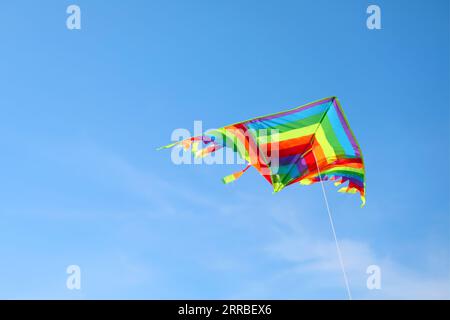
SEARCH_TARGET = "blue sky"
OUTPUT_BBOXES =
[0,0,448,299]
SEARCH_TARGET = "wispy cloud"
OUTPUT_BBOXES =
[264,207,450,299]
[27,140,450,299]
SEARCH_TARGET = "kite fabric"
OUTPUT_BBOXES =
[159,96,366,206]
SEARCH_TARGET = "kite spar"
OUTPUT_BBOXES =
[159,96,365,299]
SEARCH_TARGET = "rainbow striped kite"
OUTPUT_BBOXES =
[159,97,366,206]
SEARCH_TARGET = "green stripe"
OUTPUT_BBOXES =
[256,112,324,136]
[222,174,237,184]
[320,116,345,156]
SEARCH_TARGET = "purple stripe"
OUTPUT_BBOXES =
[278,154,298,166]
[278,155,309,174]
[347,177,364,188]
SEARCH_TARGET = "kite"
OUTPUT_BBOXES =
[159,96,365,206]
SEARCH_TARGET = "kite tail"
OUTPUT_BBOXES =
[157,135,223,158]
[222,164,251,184]
[159,136,251,184]
[156,141,181,150]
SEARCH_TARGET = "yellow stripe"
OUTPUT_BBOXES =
[315,126,336,159]
[256,124,317,143]
[323,166,364,175]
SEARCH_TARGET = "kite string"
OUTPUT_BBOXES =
[312,151,353,300]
